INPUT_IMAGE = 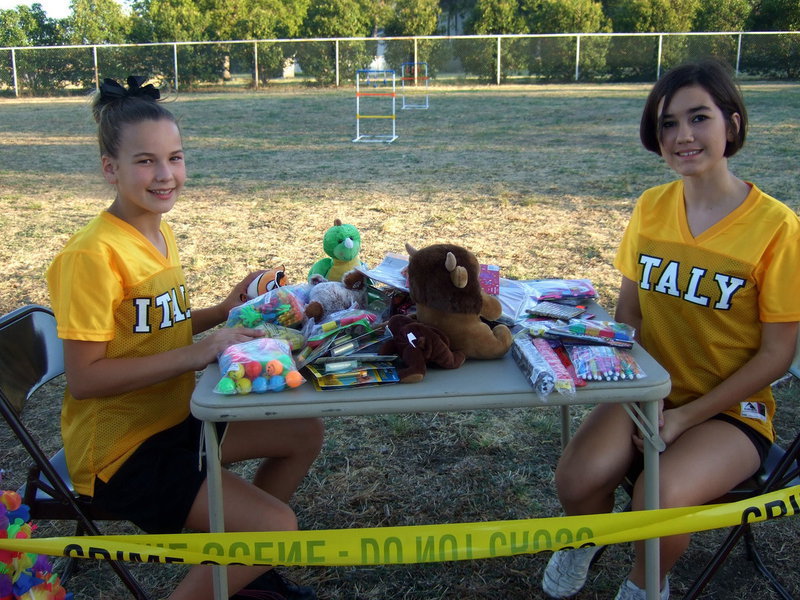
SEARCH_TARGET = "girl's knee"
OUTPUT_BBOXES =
[272,502,298,531]
[248,498,298,532]
[298,418,324,455]
[555,461,593,505]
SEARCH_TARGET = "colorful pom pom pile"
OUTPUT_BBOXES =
[0,488,72,600]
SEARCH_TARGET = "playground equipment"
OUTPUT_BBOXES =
[400,62,429,110]
[353,69,398,143]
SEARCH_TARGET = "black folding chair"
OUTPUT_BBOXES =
[0,304,150,599]
[682,336,800,600]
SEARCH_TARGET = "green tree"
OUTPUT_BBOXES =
[748,0,800,30]
[137,0,210,42]
[467,0,524,33]
[383,0,443,77]
[462,0,525,79]
[205,0,309,39]
[522,0,609,33]
[439,0,476,34]
[603,0,699,32]
[0,4,62,46]
[603,0,700,80]
[297,0,373,84]
[694,0,751,31]
[386,0,441,35]
[302,0,371,37]
[746,0,800,78]
[67,0,131,44]
[520,0,611,80]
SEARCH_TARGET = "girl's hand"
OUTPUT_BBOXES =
[632,401,691,452]
[223,271,262,314]
[190,326,264,369]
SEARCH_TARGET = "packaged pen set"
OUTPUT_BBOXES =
[512,279,646,396]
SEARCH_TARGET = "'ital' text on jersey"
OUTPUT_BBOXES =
[638,254,746,310]
[132,285,191,333]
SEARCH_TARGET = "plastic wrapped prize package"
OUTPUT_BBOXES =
[526,301,586,320]
[525,279,597,303]
[226,284,308,330]
[511,335,576,399]
[215,338,305,395]
[566,345,645,381]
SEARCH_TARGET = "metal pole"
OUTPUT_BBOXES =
[643,398,661,600]
[92,45,99,90]
[656,34,663,79]
[736,33,742,75]
[253,42,259,90]
[575,34,581,81]
[414,38,419,85]
[11,48,18,97]
[335,39,339,87]
[496,36,501,85]
[173,43,179,92]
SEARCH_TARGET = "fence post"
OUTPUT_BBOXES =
[92,45,99,90]
[657,34,663,79]
[575,34,581,81]
[496,36,501,85]
[11,48,18,97]
[414,37,418,66]
[173,43,179,92]
[253,42,259,90]
[335,39,340,87]
[736,33,742,75]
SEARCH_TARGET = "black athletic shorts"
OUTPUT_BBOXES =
[91,415,226,534]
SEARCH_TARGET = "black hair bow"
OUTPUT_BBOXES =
[99,75,160,101]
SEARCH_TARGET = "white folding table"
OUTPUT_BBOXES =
[191,307,670,600]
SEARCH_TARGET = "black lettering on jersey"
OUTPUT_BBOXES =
[684,267,710,307]
[638,255,746,310]
[713,274,746,310]
[178,284,192,319]
[132,298,152,333]
[653,260,681,298]
[155,292,172,329]
[637,254,662,290]
[171,288,187,323]
[132,286,192,332]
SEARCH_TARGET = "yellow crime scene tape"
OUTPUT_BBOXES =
[1,486,797,567]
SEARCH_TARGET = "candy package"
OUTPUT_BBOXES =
[226,284,308,330]
[214,338,305,395]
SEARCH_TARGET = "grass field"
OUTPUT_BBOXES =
[0,83,799,599]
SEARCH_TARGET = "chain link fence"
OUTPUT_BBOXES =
[1,31,798,96]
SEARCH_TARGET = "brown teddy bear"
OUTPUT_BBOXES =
[380,314,466,383]
[405,242,513,360]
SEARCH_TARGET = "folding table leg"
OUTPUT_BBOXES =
[202,422,228,600]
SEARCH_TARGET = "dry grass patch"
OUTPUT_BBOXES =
[0,84,798,599]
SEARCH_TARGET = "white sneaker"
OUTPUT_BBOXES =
[614,576,670,600]
[541,545,604,598]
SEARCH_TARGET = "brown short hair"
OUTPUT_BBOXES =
[640,58,747,157]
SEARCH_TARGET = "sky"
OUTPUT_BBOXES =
[0,0,72,18]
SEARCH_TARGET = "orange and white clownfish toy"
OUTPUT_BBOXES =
[242,266,288,300]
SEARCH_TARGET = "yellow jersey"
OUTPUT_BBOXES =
[47,211,195,496]
[615,181,800,441]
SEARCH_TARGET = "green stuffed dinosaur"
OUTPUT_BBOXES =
[307,219,364,282]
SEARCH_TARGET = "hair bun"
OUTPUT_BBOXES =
[98,76,160,104]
